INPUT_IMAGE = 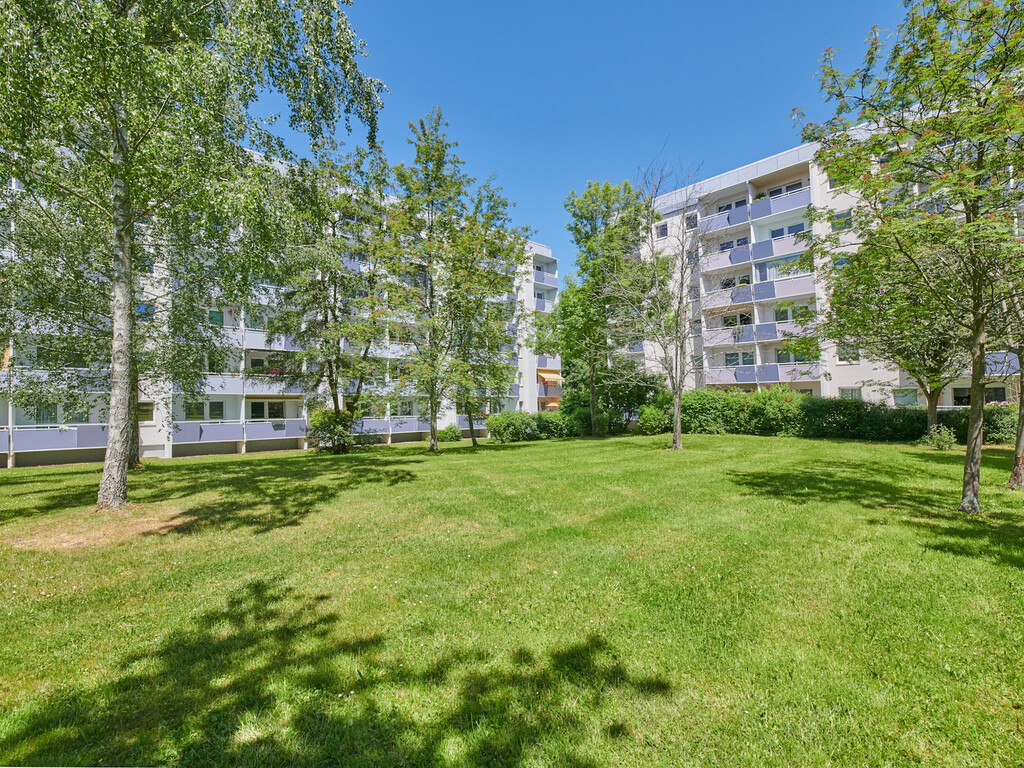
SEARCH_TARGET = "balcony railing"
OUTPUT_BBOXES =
[538,384,562,398]
[10,423,110,452]
[701,206,750,231]
[534,270,559,287]
[535,298,555,313]
[173,420,245,444]
[749,187,811,219]
[536,354,561,369]
[702,284,753,309]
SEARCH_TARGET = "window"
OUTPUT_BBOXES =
[768,187,784,198]
[208,401,224,420]
[837,344,860,363]
[717,202,732,213]
[688,285,700,300]
[208,310,225,327]
[797,388,813,396]
[656,223,668,239]
[395,400,414,417]
[249,357,266,370]
[953,388,971,406]
[250,401,266,419]
[686,250,700,264]
[721,276,737,290]
[136,303,155,322]
[985,387,1007,404]
[268,402,285,419]
[692,354,704,371]
[66,408,89,424]
[774,304,811,323]
[828,177,838,190]
[736,236,749,247]
[138,402,155,423]
[684,214,697,230]
[724,351,755,367]
[786,182,803,193]
[894,389,920,407]
[775,348,808,364]
[246,312,265,330]
[738,274,751,286]
[787,223,805,236]
[691,320,702,336]
[184,402,205,421]
[755,254,808,282]
[722,314,738,328]
[770,227,785,240]
[33,404,57,424]
[719,240,734,252]
[832,211,853,231]
[839,387,862,401]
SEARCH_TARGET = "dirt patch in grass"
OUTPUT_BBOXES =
[5,505,182,550]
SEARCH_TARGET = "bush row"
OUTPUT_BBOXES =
[637,387,1018,445]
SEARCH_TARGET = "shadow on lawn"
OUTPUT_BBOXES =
[0,579,671,767]
[0,451,420,533]
[729,448,1024,571]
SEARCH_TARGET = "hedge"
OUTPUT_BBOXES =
[638,386,1018,445]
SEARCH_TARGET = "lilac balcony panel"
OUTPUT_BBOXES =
[755,323,778,341]
[734,366,758,384]
[756,364,781,382]
[774,275,816,299]
[202,422,244,442]
[245,421,287,441]
[354,418,390,434]
[750,187,811,219]
[12,427,78,451]
[753,282,775,301]
[172,421,203,444]
[75,424,110,448]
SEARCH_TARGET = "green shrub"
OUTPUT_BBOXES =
[743,386,805,436]
[437,423,463,442]
[593,412,609,436]
[606,408,627,435]
[536,410,578,438]
[307,408,354,453]
[677,389,727,434]
[937,404,1018,444]
[917,424,957,451]
[638,402,672,435]
[486,411,539,443]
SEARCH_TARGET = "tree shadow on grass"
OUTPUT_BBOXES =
[1,579,672,767]
[0,451,420,534]
[728,449,1024,571]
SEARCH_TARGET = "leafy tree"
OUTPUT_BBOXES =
[0,0,382,506]
[601,166,706,450]
[391,109,527,451]
[263,148,396,452]
[808,247,970,429]
[555,181,645,435]
[802,0,1024,512]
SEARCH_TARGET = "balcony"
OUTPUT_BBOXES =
[390,416,432,433]
[703,325,756,347]
[246,418,306,440]
[174,374,244,396]
[457,415,488,429]
[750,234,803,261]
[534,270,558,287]
[353,418,391,434]
[702,284,753,309]
[11,424,109,452]
[536,354,561,369]
[244,375,303,396]
[701,206,749,232]
[704,245,751,272]
[754,321,803,342]
[243,329,302,352]
[538,384,562,398]
[750,187,811,219]
[535,298,555,313]
[704,366,758,385]
[173,420,244,444]
[757,363,822,383]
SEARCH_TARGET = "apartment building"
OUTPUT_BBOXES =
[0,242,560,468]
[650,143,1020,405]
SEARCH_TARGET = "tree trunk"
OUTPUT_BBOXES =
[925,388,941,431]
[671,383,682,450]
[97,166,133,508]
[588,362,598,437]
[127,353,140,468]
[466,404,478,447]
[428,394,439,452]
[1009,367,1024,490]
[959,337,986,514]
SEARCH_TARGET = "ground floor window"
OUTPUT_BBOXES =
[184,402,205,420]
[953,387,971,406]
[839,387,862,401]
[208,401,225,420]
[138,402,156,423]
[985,387,1007,404]
[893,389,920,407]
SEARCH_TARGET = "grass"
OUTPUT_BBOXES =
[0,434,1022,767]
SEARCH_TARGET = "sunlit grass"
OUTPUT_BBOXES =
[1,435,1022,766]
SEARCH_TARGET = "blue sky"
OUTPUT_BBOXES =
[271,0,907,280]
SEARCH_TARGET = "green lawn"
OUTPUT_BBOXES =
[1,435,1022,767]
